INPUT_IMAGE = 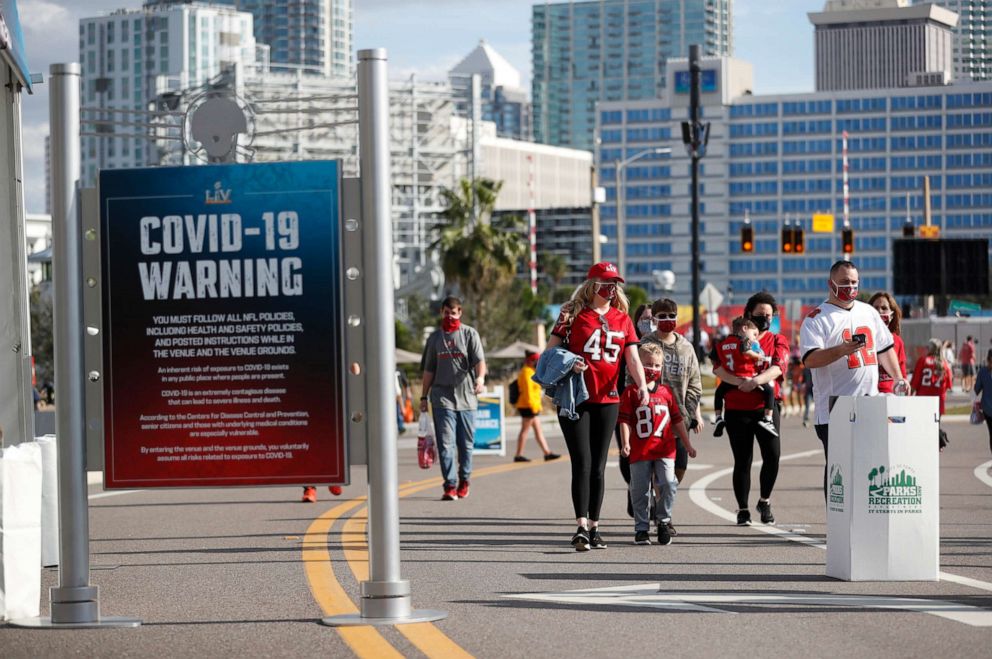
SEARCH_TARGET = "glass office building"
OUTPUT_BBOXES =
[532,0,733,151]
[597,56,992,305]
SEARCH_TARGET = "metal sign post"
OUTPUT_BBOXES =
[322,48,445,626]
[9,63,139,629]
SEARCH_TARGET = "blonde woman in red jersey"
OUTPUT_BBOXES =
[868,292,907,394]
[912,338,954,415]
[545,262,649,551]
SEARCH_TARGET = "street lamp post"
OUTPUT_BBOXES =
[615,146,672,277]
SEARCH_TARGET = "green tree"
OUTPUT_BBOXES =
[29,287,53,384]
[539,252,571,302]
[433,178,530,348]
[626,284,649,314]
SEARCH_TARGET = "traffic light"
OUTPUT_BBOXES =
[842,227,854,255]
[794,227,805,254]
[741,222,754,253]
[781,220,794,253]
[902,219,915,238]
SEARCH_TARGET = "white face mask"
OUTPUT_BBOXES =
[637,319,657,335]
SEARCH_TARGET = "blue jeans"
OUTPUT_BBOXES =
[629,458,677,531]
[432,407,475,487]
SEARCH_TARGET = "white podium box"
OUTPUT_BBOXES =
[826,395,940,581]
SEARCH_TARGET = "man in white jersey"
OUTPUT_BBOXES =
[799,260,908,496]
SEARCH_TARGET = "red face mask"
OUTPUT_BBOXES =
[441,316,461,332]
[656,320,677,333]
[644,367,663,383]
[595,282,617,301]
[830,280,858,303]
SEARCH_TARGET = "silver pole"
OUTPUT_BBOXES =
[323,48,445,626]
[615,159,624,274]
[10,63,139,629]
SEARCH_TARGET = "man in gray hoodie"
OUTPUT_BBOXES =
[640,298,704,534]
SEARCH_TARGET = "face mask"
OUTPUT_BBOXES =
[643,367,663,383]
[878,311,893,325]
[830,280,858,303]
[595,282,617,301]
[637,319,656,335]
[441,316,461,332]
[657,320,677,333]
[750,315,771,333]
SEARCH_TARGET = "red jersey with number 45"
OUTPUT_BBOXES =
[552,306,638,403]
[911,355,952,415]
[618,383,683,463]
[715,335,759,378]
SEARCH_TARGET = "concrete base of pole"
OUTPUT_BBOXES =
[321,610,448,627]
[7,616,141,629]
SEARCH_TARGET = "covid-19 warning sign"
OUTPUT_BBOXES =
[99,161,347,488]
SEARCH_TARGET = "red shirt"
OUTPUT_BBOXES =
[877,334,907,394]
[714,335,759,378]
[618,382,683,463]
[960,340,975,366]
[717,331,790,411]
[553,306,638,404]
[911,355,952,415]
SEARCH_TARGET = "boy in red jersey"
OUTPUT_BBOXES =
[713,317,777,438]
[619,342,696,546]
[912,338,953,416]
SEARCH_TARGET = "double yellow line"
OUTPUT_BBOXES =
[302,460,549,658]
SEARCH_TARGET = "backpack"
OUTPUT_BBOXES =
[508,379,520,405]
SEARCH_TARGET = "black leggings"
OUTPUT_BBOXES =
[724,404,781,510]
[559,402,619,521]
[986,417,992,456]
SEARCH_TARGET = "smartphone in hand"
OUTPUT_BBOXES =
[852,333,866,345]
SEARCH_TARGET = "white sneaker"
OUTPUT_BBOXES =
[757,417,779,437]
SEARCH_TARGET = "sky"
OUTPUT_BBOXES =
[14,0,825,214]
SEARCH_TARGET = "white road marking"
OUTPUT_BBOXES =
[690,449,992,593]
[504,583,992,627]
[88,490,137,500]
[974,460,992,489]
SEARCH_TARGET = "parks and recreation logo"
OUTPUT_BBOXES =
[867,464,923,514]
[828,463,844,512]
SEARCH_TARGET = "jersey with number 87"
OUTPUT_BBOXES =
[553,306,638,403]
[618,382,683,463]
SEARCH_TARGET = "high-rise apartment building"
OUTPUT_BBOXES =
[923,0,992,80]
[146,0,353,77]
[810,0,958,91]
[79,3,260,186]
[532,0,733,151]
[449,40,532,141]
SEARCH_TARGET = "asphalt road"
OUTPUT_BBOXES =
[4,409,992,658]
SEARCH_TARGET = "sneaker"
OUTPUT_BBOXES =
[456,480,470,499]
[328,485,343,496]
[588,527,607,549]
[301,486,317,503]
[666,521,678,537]
[737,509,752,526]
[713,416,726,437]
[634,530,651,545]
[657,523,673,546]
[571,526,590,551]
[513,455,531,462]
[757,500,775,525]
[544,453,561,461]
[441,486,458,501]
[802,419,810,428]
[757,416,779,437]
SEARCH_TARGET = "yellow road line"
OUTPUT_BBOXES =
[306,458,555,658]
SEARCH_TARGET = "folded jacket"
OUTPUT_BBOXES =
[532,347,589,420]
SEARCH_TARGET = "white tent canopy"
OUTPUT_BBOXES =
[488,340,541,359]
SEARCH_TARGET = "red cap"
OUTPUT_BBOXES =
[586,261,625,283]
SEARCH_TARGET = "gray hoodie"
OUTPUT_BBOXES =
[640,331,702,423]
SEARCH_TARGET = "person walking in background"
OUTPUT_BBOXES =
[786,355,804,416]
[420,296,487,501]
[544,262,648,551]
[869,292,907,394]
[800,261,907,499]
[960,335,977,393]
[943,340,957,390]
[912,338,953,416]
[711,292,790,525]
[513,350,561,463]
[973,349,992,457]
[619,342,697,546]
[640,297,704,536]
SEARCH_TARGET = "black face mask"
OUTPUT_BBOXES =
[751,315,771,333]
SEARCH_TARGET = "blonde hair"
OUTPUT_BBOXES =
[558,279,630,327]
[927,338,946,380]
[639,341,664,361]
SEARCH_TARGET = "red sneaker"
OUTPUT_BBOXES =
[441,486,458,501]
[328,485,343,496]
[456,480,470,499]
[301,486,317,503]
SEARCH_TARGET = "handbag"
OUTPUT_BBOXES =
[416,413,436,469]
[402,399,415,424]
[970,400,985,425]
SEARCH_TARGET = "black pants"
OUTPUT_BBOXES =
[985,417,992,456]
[724,403,781,510]
[715,381,774,414]
[815,423,830,500]
[559,402,618,521]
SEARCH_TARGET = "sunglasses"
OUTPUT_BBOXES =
[653,313,677,321]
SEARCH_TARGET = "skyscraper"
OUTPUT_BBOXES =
[810,0,958,91]
[449,40,532,140]
[145,0,353,77]
[532,0,733,150]
[923,0,992,80]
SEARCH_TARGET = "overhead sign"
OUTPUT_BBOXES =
[918,224,941,239]
[812,213,835,233]
[674,69,718,94]
[99,161,346,488]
